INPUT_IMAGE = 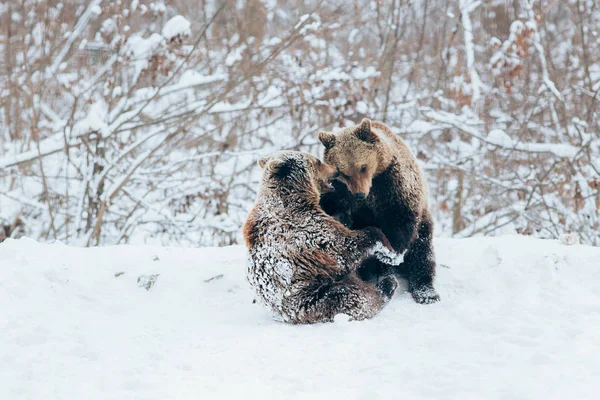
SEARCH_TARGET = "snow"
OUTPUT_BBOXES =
[124,33,164,83]
[559,233,579,246]
[423,108,579,158]
[48,0,102,76]
[459,0,483,103]
[225,45,246,67]
[177,69,227,87]
[0,133,66,169]
[162,15,191,40]
[524,0,564,102]
[355,100,369,114]
[310,66,380,82]
[487,129,513,148]
[294,14,311,30]
[127,33,164,58]
[71,101,110,138]
[368,241,405,265]
[1,236,599,399]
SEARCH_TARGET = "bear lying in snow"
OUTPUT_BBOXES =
[243,150,401,324]
[319,119,440,304]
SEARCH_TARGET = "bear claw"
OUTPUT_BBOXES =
[411,286,441,304]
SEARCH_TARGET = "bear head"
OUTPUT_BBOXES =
[257,151,337,198]
[318,118,391,199]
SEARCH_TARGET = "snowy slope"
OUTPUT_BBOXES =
[1,236,599,400]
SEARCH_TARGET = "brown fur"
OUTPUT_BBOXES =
[319,119,424,204]
[243,150,399,323]
[319,119,440,304]
[0,218,24,243]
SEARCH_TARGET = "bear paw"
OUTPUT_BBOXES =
[369,242,404,266]
[411,285,440,304]
[377,275,398,300]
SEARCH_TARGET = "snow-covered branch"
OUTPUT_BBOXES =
[459,0,483,104]
[1,0,598,246]
[421,108,578,158]
[524,0,564,102]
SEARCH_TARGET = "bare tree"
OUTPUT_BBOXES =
[1,0,599,246]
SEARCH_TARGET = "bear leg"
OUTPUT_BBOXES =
[295,274,397,323]
[403,212,440,304]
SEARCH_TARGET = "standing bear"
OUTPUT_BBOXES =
[243,150,401,324]
[319,119,440,304]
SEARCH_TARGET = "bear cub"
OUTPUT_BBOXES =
[243,150,401,324]
[319,119,440,304]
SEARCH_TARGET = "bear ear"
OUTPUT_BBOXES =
[266,158,291,177]
[257,156,270,169]
[355,118,379,144]
[318,131,336,149]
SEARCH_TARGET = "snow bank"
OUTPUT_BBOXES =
[1,236,599,399]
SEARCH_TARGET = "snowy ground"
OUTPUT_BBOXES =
[1,236,599,400]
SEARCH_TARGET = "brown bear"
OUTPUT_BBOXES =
[318,119,440,304]
[243,150,401,324]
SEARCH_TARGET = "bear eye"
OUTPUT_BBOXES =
[360,165,367,174]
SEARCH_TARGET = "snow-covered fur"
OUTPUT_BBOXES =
[243,151,399,324]
[319,119,440,304]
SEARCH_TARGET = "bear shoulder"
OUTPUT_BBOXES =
[371,121,414,160]
[368,122,427,212]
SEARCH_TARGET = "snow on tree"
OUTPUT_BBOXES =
[0,0,599,246]
[162,15,191,41]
